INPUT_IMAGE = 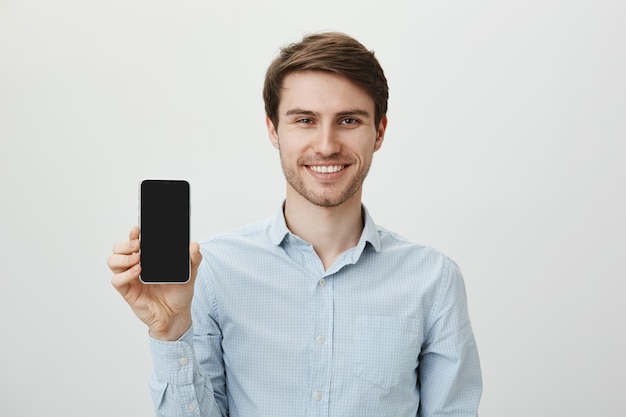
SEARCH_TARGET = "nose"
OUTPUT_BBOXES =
[312,125,341,156]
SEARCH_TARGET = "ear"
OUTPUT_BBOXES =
[373,115,388,152]
[266,114,279,149]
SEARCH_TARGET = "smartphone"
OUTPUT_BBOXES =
[139,179,190,283]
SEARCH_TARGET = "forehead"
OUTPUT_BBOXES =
[279,71,375,115]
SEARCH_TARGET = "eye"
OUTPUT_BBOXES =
[340,117,359,125]
[297,118,314,124]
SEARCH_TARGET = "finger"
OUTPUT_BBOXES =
[111,262,141,296]
[107,252,140,274]
[129,225,139,240]
[112,235,140,255]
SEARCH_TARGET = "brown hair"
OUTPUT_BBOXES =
[263,32,389,128]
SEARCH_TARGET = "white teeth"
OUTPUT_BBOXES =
[310,165,344,173]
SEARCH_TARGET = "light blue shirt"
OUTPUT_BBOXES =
[149,207,482,416]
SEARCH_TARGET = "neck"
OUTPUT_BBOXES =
[284,190,364,270]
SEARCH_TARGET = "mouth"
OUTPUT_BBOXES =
[307,164,346,174]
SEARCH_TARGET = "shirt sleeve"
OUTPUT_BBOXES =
[417,258,483,416]
[149,328,225,417]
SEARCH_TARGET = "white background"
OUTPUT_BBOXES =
[1,1,624,416]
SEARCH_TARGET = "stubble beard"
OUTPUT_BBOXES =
[280,151,371,208]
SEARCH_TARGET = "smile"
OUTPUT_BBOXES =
[308,165,346,173]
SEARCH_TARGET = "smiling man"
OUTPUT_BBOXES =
[268,69,386,269]
[109,32,482,416]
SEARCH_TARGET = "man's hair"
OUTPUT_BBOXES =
[263,32,389,128]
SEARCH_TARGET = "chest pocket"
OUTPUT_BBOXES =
[353,315,421,390]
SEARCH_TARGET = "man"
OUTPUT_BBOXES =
[109,32,482,416]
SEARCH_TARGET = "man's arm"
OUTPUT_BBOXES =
[149,328,226,417]
[418,259,482,416]
[109,227,226,417]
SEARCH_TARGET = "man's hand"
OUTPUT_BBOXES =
[108,226,203,341]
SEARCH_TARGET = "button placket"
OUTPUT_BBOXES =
[309,273,333,413]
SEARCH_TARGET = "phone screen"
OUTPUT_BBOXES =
[139,179,190,283]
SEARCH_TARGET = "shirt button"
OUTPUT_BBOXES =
[313,391,322,401]
[319,278,326,287]
[188,403,196,411]
[179,357,189,366]
[316,335,325,345]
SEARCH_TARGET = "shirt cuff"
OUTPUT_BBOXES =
[149,326,196,384]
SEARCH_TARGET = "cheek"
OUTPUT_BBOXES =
[355,137,379,156]
[276,135,307,156]
[277,143,299,165]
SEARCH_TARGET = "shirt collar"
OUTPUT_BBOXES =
[269,202,381,253]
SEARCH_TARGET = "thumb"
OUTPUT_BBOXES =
[189,242,202,281]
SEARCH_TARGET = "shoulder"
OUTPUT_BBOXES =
[369,224,464,287]
[377,225,457,265]
[199,217,274,254]
[195,217,278,295]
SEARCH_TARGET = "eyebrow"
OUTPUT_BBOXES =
[284,108,372,118]
[285,108,317,117]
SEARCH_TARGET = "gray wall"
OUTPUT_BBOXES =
[1,1,624,416]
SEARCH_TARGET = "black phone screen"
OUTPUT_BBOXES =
[139,179,190,283]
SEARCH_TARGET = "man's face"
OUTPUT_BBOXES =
[266,71,387,208]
